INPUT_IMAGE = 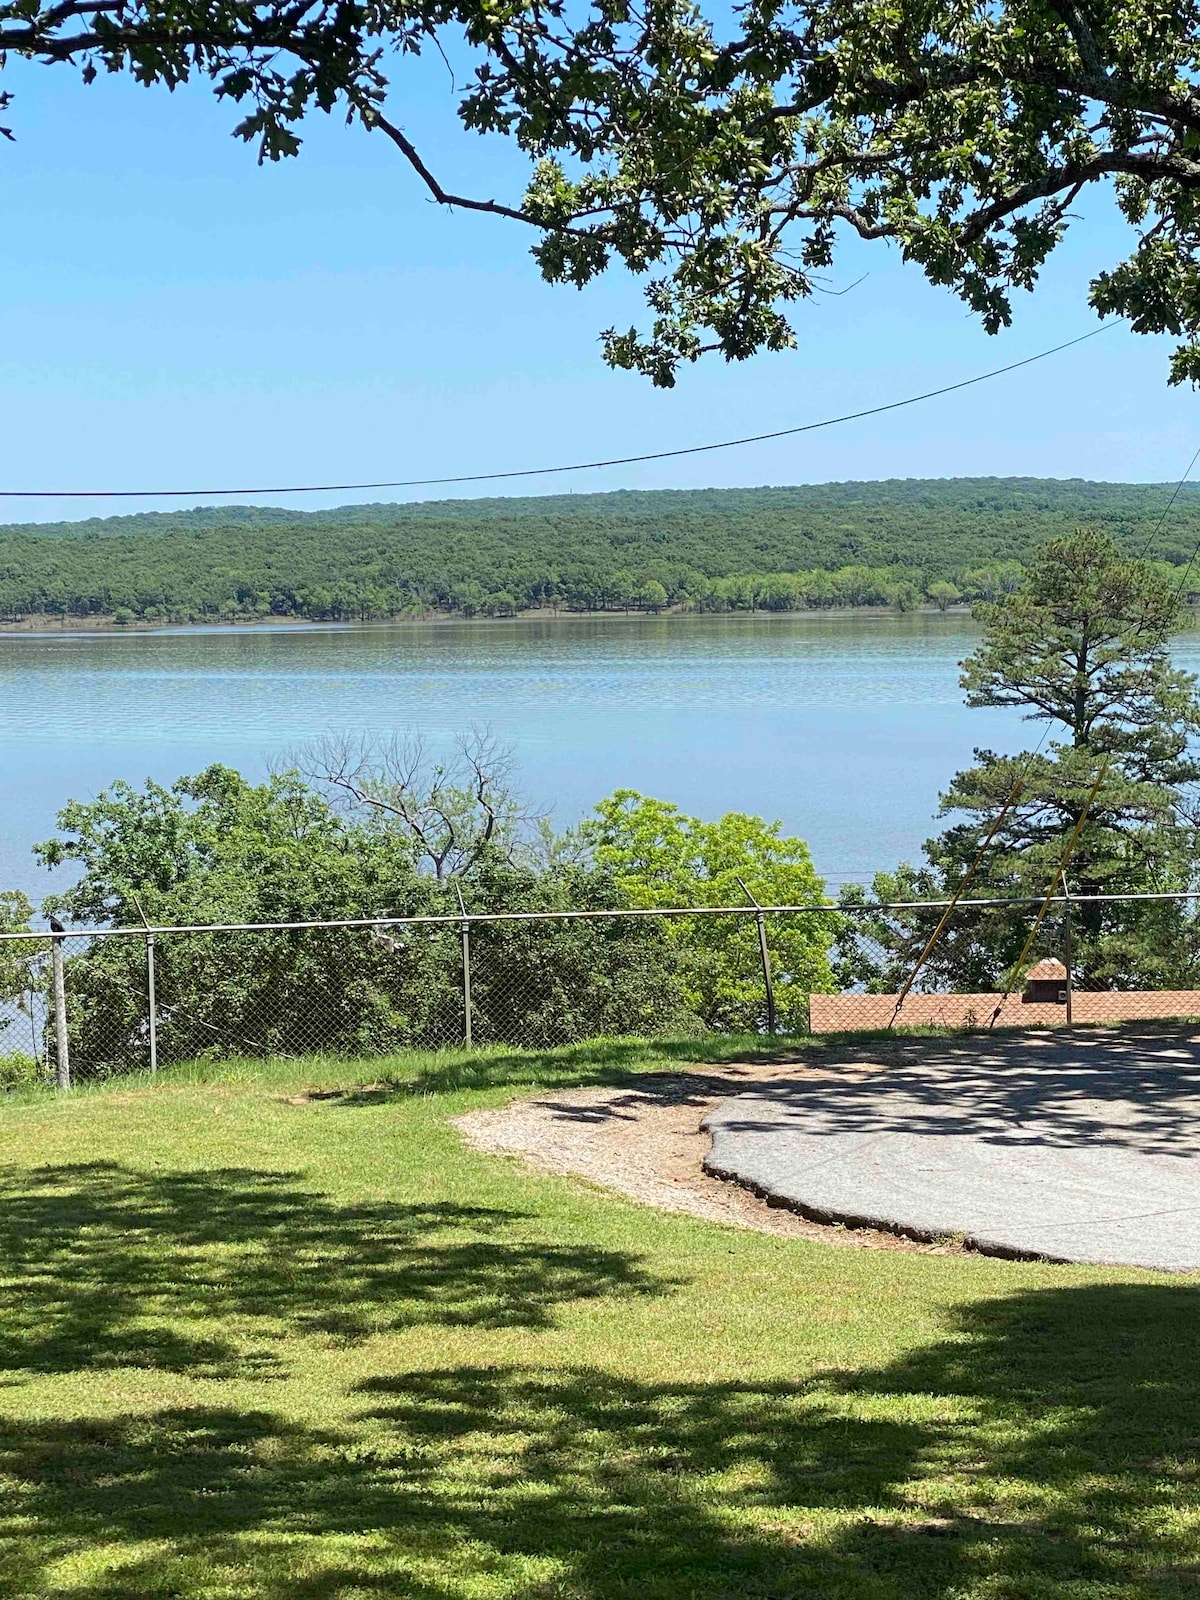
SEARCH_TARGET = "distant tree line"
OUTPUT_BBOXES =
[3,480,1200,626]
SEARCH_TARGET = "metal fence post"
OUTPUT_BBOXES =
[1061,873,1074,1027]
[756,911,778,1035]
[736,877,777,1035]
[146,932,158,1073]
[51,932,70,1090]
[455,886,472,1048]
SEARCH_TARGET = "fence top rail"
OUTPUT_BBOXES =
[3,887,1200,942]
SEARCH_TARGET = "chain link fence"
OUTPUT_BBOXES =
[0,931,47,1088]
[6,892,1200,1084]
[819,891,1200,1030]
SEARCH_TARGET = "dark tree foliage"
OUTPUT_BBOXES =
[30,765,695,1074]
[3,479,1200,626]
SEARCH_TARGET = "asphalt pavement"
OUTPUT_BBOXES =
[702,1027,1200,1271]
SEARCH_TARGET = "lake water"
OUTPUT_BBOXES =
[3,612,1175,905]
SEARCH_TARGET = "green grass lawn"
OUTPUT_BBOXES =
[0,1036,1197,1599]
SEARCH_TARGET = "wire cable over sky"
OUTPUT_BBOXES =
[0,323,1116,501]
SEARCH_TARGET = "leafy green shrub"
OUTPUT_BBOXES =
[582,791,832,1032]
[0,1053,43,1091]
[36,767,694,1072]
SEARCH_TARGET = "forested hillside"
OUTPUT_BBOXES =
[2,478,1198,624]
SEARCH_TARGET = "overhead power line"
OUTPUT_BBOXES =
[1135,439,1200,561]
[0,324,1116,501]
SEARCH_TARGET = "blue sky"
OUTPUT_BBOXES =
[2,49,1198,523]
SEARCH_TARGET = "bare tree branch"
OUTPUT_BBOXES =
[287,727,542,878]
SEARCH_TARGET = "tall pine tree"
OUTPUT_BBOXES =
[854,529,1200,988]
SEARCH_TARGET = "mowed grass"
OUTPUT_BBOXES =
[0,1036,1197,1599]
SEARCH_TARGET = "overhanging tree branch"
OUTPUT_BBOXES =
[364,105,545,226]
[12,0,1200,382]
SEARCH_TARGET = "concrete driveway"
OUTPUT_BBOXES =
[702,1026,1200,1271]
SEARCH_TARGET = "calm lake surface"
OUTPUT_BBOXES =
[6,612,1186,905]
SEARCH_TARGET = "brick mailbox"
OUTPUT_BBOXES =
[1023,957,1069,1005]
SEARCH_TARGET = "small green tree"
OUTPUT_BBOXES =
[927,581,962,612]
[582,791,832,1031]
[456,860,693,1045]
[37,765,417,929]
[635,580,669,613]
[0,891,35,1005]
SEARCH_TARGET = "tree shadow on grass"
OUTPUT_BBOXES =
[336,1039,693,1102]
[369,1023,1200,1127]
[337,1033,869,1104]
[4,1281,1200,1596]
[0,1162,669,1379]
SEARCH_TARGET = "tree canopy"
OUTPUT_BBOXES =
[6,0,1200,381]
[582,789,831,1028]
[942,527,1200,901]
[3,478,1200,626]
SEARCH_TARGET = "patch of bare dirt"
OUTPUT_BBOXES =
[453,1063,961,1253]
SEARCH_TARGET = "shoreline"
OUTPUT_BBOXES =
[0,603,980,636]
